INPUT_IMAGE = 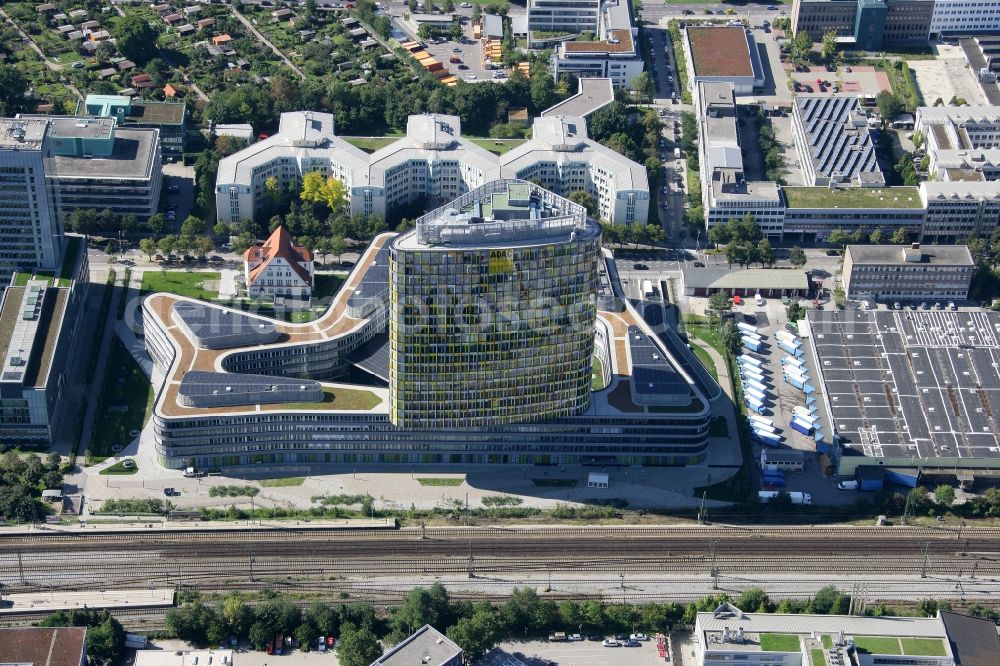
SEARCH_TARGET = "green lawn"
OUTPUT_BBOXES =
[782,186,923,210]
[343,137,399,153]
[99,460,139,475]
[312,274,345,300]
[468,138,527,155]
[686,323,725,357]
[900,638,946,657]
[141,271,221,300]
[91,338,154,458]
[592,357,606,390]
[854,637,901,655]
[821,635,833,649]
[417,477,464,486]
[259,477,305,487]
[282,387,381,411]
[691,344,718,381]
[810,648,826,666]
[532,479,578,487]
[759,634,801,652]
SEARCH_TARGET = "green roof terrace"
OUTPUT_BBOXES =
[782,186,923,210]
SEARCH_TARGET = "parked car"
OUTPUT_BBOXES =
[603,639,621,647]
[569,634,583,641]
[452,47,462,52]
[633,263,649,270]
[587,635,603,642]
[893,302,902,310]
[631,633,649,641]
[948,301,957,310]
[624,639,641,647]
[457,64,469,69]
[167,185,180,194]
[838,480,859,491]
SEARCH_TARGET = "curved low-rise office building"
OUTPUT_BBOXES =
[145,183,710,470]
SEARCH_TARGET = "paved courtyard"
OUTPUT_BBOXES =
[789,65,889,97]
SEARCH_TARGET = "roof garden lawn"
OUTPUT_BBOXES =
[468,138,528,155]
[141,271,221,300]
[810,648,826,666]
[280,387,381,411]
[900,638,946,657]
[854,637,902,655]
[343,137,400,153]
[759,634,801,652]
[782,187,923,209]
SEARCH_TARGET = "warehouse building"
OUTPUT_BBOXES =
[681,267,810,299]
[371,625,462,666]
[808,308,1000,477]
[842,242,974,300]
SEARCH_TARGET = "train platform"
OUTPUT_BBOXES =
[0,517,396,536]
[0,589,175,615]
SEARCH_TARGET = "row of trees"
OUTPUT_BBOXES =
[826,226,908,249]
[707,216,776,269]
[602,223,666,249]
[164,582,953,663]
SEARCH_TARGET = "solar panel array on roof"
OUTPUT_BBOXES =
[796,96,880,182]
[173,301,280,349]
[178,370,323,408]
[627,326,689,397]
[809,309,1000,463]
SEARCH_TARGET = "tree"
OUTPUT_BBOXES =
[0,64,29,117]
[373,15,392,39]
[786,301,805,322]
[821,30,838,62]
[194,236,214,257]
[418,23,432,40]
[148,213,167,235]
[934,484,955,507]
[789,246,807,268]
[231,231,257,255]
[300,171,348,210]
[112,15,159,66]
[165,601,220,646]
[139,238,157,260]
[338,624,383,666]
[834,286,846,309]
[181,215,206,237]
[330,235,348,265]
[826,228,849,250]
[791,31,813,63]
[876,91,903,124]
[632,72,654,102]
[158,235,177,257]
[708,291,731,315]
[737,587,771,613]
[568,191,597,217]
[890,227,908,244]
[757,239,775,267]
[408,0,418,13]
[869,228,884,245]
[472,2,482,21]
[222,593,250,636]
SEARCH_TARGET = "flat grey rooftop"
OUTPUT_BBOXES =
[178,371,322,407]
[627,326,690,397]
[173,301,280,349]
[0,118,47,150]
[47,116,114,140]
[809,309,1000,463]
[346,242,389,312]
[372,625,462,666]
[46,127,157,179]
[846,244,973,266]
[540,78,614,118]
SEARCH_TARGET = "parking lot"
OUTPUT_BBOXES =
[788,65,890,97]
[420,33,499,83]
[493,639,667,666]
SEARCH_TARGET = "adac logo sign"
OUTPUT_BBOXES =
[488,249,514,274]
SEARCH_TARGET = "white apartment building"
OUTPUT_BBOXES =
[216,110,650,227]
[697,82,784,237]
[929,0,1000,37]
[0,119,64,279]
[920,179,1000,242]
[918,105,1000,152]
[527,0,600,34]
[550,0,643,88]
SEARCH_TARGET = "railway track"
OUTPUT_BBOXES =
[2,525,999,596]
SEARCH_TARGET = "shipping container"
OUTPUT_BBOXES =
[760,475,787,488]
[781,355,805,370]
[748,413,774,427]
[762,468,785,480]
[738,354,763,368]
[741,331,764,343]
[793,406,817,421]
[759,490,811,504]
[744,387,767,403]
[751,421,778,435]
[740,369,766,383]
[774,330,800,347]
[737,322,761,336]
[741,336,763,352]
[744,379,768,394]
[789,417,813,435]
[745,397,765,414]
[753,430,783,447]
[777,340,804,357]
[785,374,805,389]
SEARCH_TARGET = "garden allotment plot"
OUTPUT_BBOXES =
[809,310,1000,463]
